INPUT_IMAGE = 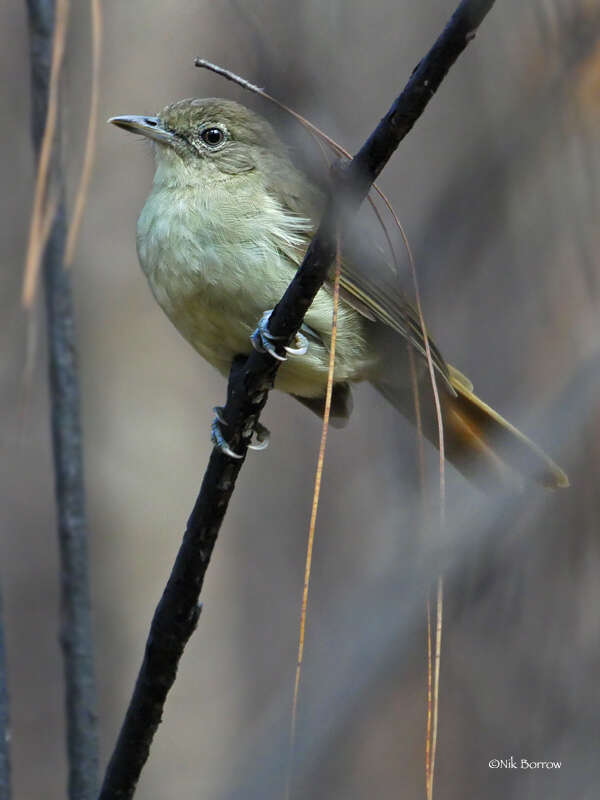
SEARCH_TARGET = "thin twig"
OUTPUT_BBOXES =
[285,236,342,800]
[25,2,100,798]
[65,0,102,266]
[99,2,496,797]
[0,588,10,800]
[395,203,446,799]
[23,0,68,308]
[425,593,433,797]
[196,56,407,277]
[378,85,447,800]
[428,576,444,799]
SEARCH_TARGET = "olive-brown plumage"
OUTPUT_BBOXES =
[110,98,568,490]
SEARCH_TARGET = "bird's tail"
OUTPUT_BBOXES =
[375,364,568,491]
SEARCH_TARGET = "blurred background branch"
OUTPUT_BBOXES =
[24,1,99,798]
[0,589,10,800]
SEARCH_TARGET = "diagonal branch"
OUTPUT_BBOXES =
[97,1,496,798]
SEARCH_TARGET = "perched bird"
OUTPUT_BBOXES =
[110,98,568,490]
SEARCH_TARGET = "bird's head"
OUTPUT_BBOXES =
[109,97,287,178]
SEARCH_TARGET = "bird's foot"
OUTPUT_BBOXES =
[211,406,270,457]
[248,421,270,451]
[211,406,242,459]
[250,310,309,361]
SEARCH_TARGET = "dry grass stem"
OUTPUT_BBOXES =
[22,0,69,308]
[65,0,103,266]
[285,236,342,800]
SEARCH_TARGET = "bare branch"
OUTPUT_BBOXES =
[25,1,100,798]
[98,1,497,798]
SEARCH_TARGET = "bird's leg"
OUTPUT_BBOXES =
[250,310,309,361]
[211,406,271,457]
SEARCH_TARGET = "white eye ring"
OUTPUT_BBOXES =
[198,123,229,150]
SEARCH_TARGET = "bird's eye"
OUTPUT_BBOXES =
[200,126,225,147]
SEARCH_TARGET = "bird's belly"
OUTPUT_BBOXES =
[147,263,378,398]
[138,204,377,397]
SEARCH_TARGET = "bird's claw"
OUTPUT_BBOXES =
[211,407,270,456]
[211,407,243,459]
[284,333,309,357]
[248,421,270,451]
[251,310,309,361]
[213,405,227,425]
[251,310,287,360]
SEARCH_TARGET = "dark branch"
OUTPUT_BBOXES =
[25,2,100,798]
[98,1,496,798]
[0,588,10,800]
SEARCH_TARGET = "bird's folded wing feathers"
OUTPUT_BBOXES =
[268,166,452,388]
[274,213,453,391]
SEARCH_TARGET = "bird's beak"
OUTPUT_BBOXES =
[108,115,176,146]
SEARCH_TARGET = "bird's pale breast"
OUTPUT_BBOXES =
[135,172,376,397]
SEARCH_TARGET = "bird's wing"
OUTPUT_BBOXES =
[336,265,452,389]
[266,162,452,390]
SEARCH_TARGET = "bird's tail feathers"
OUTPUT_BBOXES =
[375,364,568,491]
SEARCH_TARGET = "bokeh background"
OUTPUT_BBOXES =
[2,0,600,797]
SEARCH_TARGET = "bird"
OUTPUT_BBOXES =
[109,97,568,491]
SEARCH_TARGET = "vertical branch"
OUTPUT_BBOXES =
[25,2,99,798]
[0,589,10,800]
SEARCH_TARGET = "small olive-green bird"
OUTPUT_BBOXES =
[110,98,568,490]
